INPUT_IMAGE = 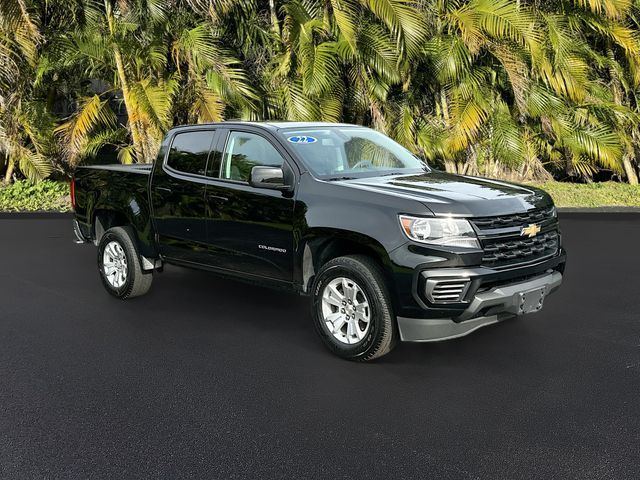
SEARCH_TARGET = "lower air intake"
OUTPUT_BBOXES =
[425,278,471,304]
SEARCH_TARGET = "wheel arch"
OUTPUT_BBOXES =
[91,203,157,259]
[300,229,398,305]
[93,209,129,243]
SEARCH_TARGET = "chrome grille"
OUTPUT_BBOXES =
[426,279,471,304]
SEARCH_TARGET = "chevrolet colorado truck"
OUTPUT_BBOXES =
[72,122,566,361]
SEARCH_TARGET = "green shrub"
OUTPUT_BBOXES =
[0,180,71,212]
[531,182,640,208]
[0,179,638,212]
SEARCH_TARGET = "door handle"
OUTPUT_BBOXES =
[206,193,229,202]
[156,186,172,193]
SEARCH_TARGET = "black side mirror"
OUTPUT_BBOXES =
[249,166,292,191]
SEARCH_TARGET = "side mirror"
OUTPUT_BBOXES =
[249,166,292,191]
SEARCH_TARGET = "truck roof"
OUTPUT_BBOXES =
[168,121,360,134]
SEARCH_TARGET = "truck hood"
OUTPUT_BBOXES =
[339,171,553,217]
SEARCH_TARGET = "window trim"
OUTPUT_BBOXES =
[158,124,301,189]
[162,128,218,181]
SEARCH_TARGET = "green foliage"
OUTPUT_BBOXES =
[1,0,640,186]
[530,181,640,207]
[0,180,70,211]
[3,179,638,211]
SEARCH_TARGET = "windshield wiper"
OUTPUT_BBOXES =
[325,176,357,181]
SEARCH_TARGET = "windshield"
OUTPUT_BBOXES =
[280,127,429,179]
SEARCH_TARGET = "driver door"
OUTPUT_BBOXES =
[204,129,296,283]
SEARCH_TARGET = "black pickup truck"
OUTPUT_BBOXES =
[72,121,566,361]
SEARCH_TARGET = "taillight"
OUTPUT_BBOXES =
[70,177,76,210]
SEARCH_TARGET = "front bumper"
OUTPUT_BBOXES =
[397,270,562,342]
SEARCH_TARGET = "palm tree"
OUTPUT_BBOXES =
[4,0,640,185]
[48,0,176,164]
[0,0,53,183]
[534,0,640,183]
[410,0,640,183]
[261,0,424,126]
[53,0,256,164]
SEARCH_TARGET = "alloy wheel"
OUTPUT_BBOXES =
[321,277,371,344]
[103,241,128,288]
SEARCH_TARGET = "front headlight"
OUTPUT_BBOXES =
[399,215,480,249]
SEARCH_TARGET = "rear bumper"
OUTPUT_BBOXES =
[397,271,562,342]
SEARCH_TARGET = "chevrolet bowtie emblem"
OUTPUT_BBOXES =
[521,223,541,238]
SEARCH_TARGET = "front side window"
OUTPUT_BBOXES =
[220,132,284,182]
[166,131,215,176]
[281,127,428,179]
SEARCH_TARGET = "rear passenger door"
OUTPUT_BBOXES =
[204,128,296,283]
[151,128,218,263]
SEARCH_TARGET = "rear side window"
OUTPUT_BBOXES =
[166,131,215,176]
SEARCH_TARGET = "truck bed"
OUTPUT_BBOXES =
[73,163,155,255]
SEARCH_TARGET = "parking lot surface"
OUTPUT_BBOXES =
[0,214,638,479]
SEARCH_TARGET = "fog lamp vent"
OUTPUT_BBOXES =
[425,279,471,304]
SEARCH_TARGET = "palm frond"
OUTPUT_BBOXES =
[489,101,525,166]
[357,22,402,84]
[172,24,224,73]
[330,0,358,50]
[191,86,225,123]
[526,85,565,118]
[449,0,543,55]
[364,0,426,56]
[0,0,41,65]
[573,0,632,20]
[446,90,490,152]
[424,35,472,84]
[117,144,136,164]
[416,116,448,161]
[128,77,177,131]
[301,41,340,95]
[17,146,51,182]
[561,121,624,172]
[55,95,116,164]
[80,128,128,158]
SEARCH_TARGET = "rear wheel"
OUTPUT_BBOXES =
[311,255,397,361]
[97,227,152,299]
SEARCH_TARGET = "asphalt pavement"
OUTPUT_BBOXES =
[0,213,638,479]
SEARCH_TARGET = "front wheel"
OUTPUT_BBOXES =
[311,255,397,361]
[97,226,153,299]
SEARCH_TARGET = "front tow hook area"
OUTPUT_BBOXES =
[397,271,563,342]
[457,271,562,321]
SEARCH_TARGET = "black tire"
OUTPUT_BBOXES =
[97,226,153,299]
[311,255,398,361]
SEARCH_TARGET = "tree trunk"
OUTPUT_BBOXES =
[605,46,635,184]
[623,154,639,185]
[4,160,15,183]
[440,89,449,122]
[269,0,280,37]
[444,160,457,173]
[564,147,574,177]
[113,46,147,162]
[107,5,147,163]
